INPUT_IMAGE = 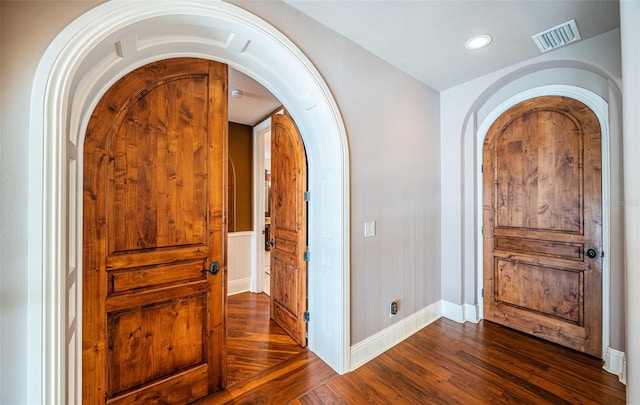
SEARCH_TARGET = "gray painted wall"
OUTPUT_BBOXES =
[0,1,440,403]
[232,0,442,344]
[0,2,104,403]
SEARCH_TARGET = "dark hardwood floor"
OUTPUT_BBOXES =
[197,293,626,404]
[225,292,305,386]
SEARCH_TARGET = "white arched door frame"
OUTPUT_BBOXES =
[29,2,350,403]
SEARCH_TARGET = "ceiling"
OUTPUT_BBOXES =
[229,0,620,124]
[284,0,620,91]
[228,68,282,126]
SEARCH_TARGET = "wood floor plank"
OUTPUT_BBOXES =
[411,333,556,404]
[197,350,336,404]
[195,294,625,404]
[225,292,305,386]
[317,369,399,404]
[415,321,611,405]
[292,384,347,405]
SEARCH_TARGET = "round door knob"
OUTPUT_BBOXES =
[586,248,597,259]
[203,261,220,275]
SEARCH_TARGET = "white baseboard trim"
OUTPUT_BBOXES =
[440,300,464,323]
[228,277,251,296]
[603,347,627,384]
[440,300,480,323]
[463,303,480,323]
[350,301,441,371]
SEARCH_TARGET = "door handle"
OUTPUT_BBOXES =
[203,261,221,275]
[266,239,274,251]
[586,248,598,259]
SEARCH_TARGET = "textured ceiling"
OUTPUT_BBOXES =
[230,0,620,124]
[283,0,620,91]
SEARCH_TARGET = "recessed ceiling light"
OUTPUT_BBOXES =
[465,34,492,50]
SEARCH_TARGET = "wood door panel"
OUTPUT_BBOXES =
[494,259,582,324]
[272,129,301,233]
[273,235,299,256]
[106,365,209,405]
[109,260,206,293]
[84,58,228,404]
[483,96,602,357]
[495,109,583,232]
[270,114,308,347]
[107,296,206,395]
[108,76,209,253]
[494,237,583,260]
[105,280,208,315]
[105,246,209,270]
[272,257,299,314]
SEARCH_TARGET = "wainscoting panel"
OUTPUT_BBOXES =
[228,232,253,295]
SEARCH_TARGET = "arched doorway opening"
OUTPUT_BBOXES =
[29,2,350,403]
[472,83,617,373]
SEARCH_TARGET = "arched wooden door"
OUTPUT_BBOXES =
[83,58,228,404]
[483,95,602,357]
[270,113,308,347]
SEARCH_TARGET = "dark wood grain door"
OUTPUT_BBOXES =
[483,95,602,357]
[270,113,308,347]
[83,58,228,404]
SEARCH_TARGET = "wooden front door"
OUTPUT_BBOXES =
[83,58,228,404]
[270,113,308,347]
[483,95,602,357]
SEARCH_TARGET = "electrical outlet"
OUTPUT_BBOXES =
[390,301,398,317]
[364,221,376,237]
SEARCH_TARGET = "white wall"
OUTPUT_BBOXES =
[441,29,625,348]
[621,0,640,399]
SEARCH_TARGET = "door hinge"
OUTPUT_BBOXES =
[303,311,310,322]
[303,250,311,262]
[481,288,484,298]
[481,164,483,173]
[303,191,311,201]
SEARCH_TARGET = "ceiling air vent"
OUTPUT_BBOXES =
[532,19,581,53]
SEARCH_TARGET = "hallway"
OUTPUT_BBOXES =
[226,292,306,386]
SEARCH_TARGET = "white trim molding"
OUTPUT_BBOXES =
[440,300,464,323]
[228,278,252,296]
[603,347,627,385]
[228,231,254,296]
[464,304,480,323]
[350,302,441,371]
[440,300,480,324]
[350,300,479,371]
[29,1,351,403]
[252,119,271,294]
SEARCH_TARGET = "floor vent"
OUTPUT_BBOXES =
[532,19,581,53]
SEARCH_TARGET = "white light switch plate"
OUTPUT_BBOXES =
[364,221,376,237]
